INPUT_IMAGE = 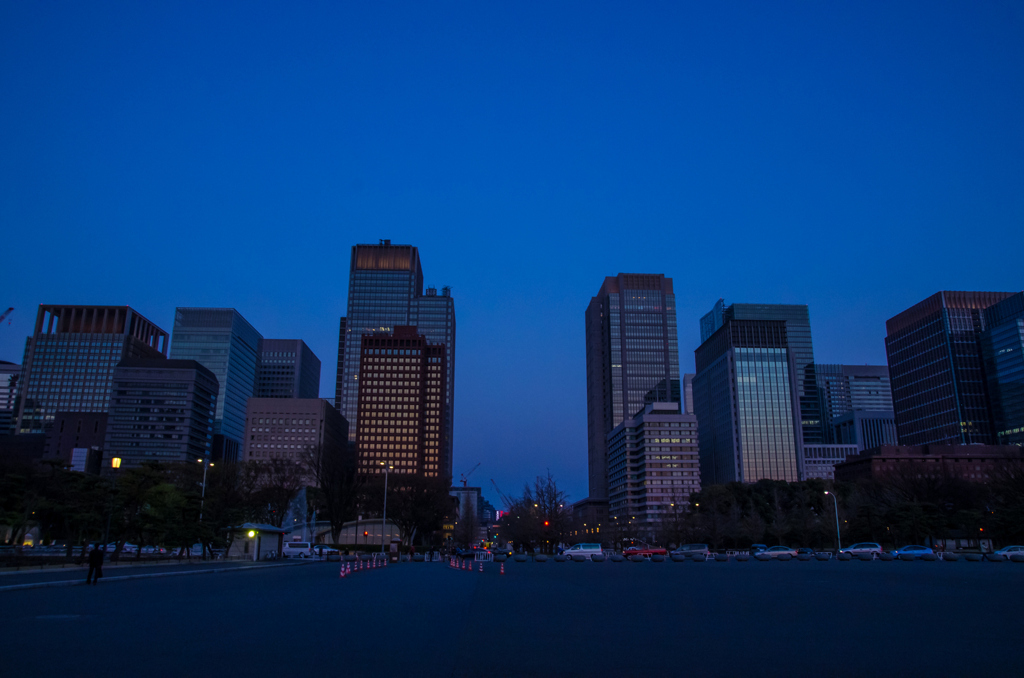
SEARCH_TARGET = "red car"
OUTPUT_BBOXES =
[623,545,668,557]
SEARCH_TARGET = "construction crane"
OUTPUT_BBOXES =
[459,463,480,487]
[490,479,515,510]
[0,308,12,326]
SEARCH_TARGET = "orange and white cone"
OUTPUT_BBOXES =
[500,562,505,575]
[478,562,483,573]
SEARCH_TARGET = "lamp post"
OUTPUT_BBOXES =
[824,491,841,551]
[197,458,214,523]
[379,461,393,553]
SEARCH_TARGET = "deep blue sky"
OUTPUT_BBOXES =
[2,3,1022,503]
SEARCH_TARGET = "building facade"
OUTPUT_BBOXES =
[257,339,321,399]
[802,444,859,480]
[169,308,263,460]
[0,361,20,434]
[693,301,808,484]
[241,397,347,472]
[815,364,893,439]
[104,359,219,469]
[834,444,1024,484]
[336,242,456,477]
[15,305,169,434]
[354,327,447,478]
[885,291,1013,446]
[981,292,1024,446]
[43,412,108,468]
[585,273,679,513]
[606,402,699,544]
[832,410,898,452]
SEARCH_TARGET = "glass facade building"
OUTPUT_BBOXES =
[169,308,263,451]
[815,364,893,443]
[693,304,805,484]
[336,242,456,477]
[257,339,321,399]
[885,291,1013,446]
[15,306,169,434]
[981,292,1024,446]
[586,274,679,505]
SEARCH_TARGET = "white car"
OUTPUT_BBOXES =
[282,542,313,558]
[994,545,1024,558]
[671,543,710,556]
[562,543,603,560]
[839,542,883,556]
[312,544,339,559]
[764,546,798,558]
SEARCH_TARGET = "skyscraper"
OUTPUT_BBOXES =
[354,327,447,478]
[815,364,894,443]
[336,241,456,477]
[692,301,810,484]
[104,359,218,469]
[0,361,20,434]
[885,291,1013,446]
[15,305,169,434]
[169,308,262,460]
[585,274,679,509]
[981,292,1024,446]
[256,339,321,399]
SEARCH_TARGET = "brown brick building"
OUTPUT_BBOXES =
[833,444,1024,483]
[356,327,447,479]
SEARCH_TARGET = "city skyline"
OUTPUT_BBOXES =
[2,3,1022,501]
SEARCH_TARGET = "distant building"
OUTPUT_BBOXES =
[15,305,169,434]
[0,361,20,434]
[355,327,447,478]
[833,444,1024,483]
[693,301,811,484]
[815,364,893,438]
[43,412,108,468]
[585,273,679,526]
[885,291,1014,446]
[981,292,1024,446]
[682,373,695,415]
[169,308,262,461]
[241,398,347,484]
[103,359,219,469]
[606,402,699,544]
[833,410,898,452]
[336,242,456,477]
[802,444,859,480]
[257,339,321,399]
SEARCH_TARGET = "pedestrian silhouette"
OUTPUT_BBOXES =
[86,545,104,585]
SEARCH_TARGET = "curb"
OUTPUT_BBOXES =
[0,561,311,593]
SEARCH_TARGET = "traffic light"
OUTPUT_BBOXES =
[364,531,369,537]
[544,521,549,527]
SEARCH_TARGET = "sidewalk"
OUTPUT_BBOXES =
[0,559,315,592]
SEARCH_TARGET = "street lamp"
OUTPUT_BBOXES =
[824,491,841,551]
[379,461,393,554]
[197,458,214,523]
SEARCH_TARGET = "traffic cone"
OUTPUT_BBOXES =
[500,562,505,575]
[478,562,483,573]
[340,565,345,579]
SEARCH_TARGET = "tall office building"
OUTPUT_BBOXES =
[885,291,1013,446]
[104,359,218,469]
[815,364,894,446]
[981,292,1024,446]
[334,317,346,410]
[15,305,169,434]
[585,274,679,512]
[169,308,262,461]
[241,397,348,486]
[0,361,20,434]
[692,301,810,484]
[606,402,699,543]
[336,241,456,477]
[257,339,320,399]
[354,327,447,478]
[702,300,821,445]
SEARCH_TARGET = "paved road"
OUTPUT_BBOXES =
[0,558,305,587]
[2,558,1021,677]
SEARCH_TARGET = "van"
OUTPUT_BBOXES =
[563,543,603,560]
[282,542,312,558]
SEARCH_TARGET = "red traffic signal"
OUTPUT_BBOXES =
[364,531,369,537]
[544,521,549,527]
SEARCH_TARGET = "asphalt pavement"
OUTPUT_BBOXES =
[1,557,1021,677]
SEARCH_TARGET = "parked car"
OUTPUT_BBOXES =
[840,542,883,556]
[282,542,313,558]
[764,546,798,558]
[749,544,768,555]
[993,545,1024,558]
[488,545,513,558]
[107,542,138,554]
[891,545,933,559]
[562,543,603,560]
[796,548,816,556]
[456,546,485,559]
[671,543,710,557]
[312,544,339,559]
[623,544,668,557]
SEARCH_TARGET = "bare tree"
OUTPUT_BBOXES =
[301,443,359,543]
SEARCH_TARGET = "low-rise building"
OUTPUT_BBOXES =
[833,444,1024,483]
[241,398,348,484]
[802,444,859,480]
